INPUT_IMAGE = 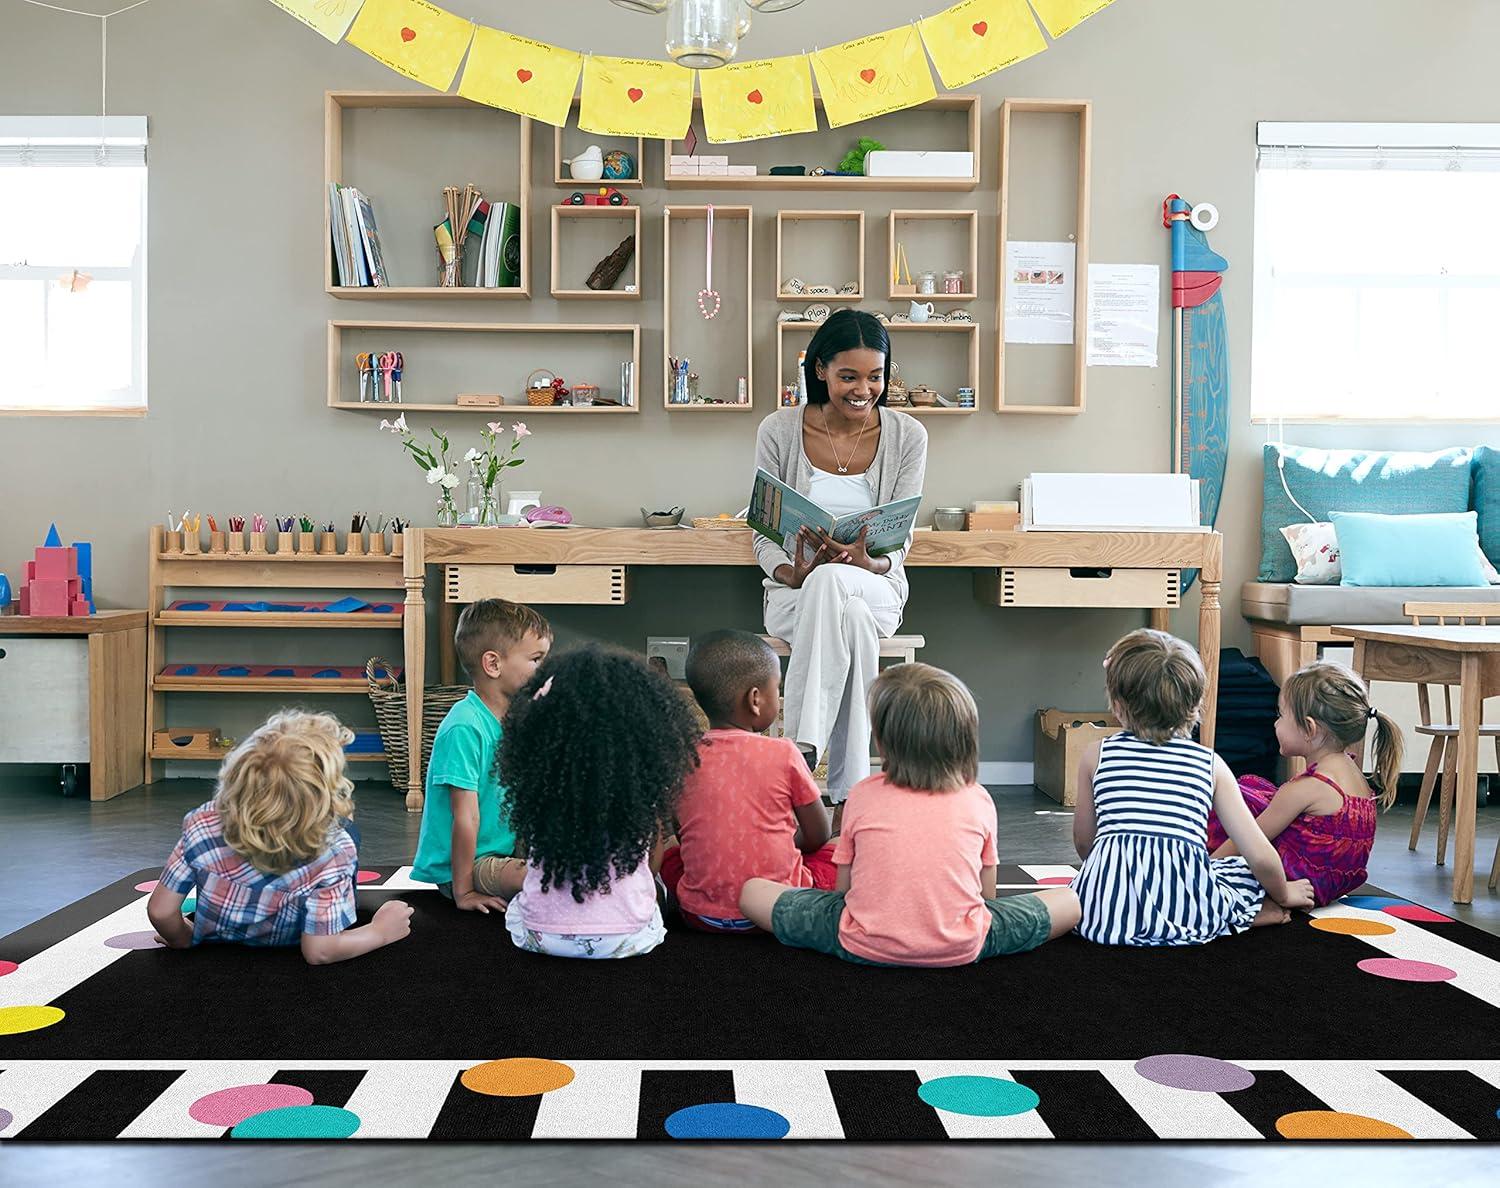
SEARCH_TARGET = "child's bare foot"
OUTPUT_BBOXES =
[1251,901,1291,927]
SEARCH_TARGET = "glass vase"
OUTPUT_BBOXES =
[436,492,459,527]
[461,468,483,526]
[479,485,501,526]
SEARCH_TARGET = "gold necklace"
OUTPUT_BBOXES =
[821,404,873,474]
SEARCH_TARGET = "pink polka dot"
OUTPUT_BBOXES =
[1357,957,1457,983]
[103,931,167,950]
[356,870,382,884]
[0,960,17,977]
[1037,876,1074,886]
[134,880,158,892]
[1382,904,1455,923]
[189,1083,315,1127]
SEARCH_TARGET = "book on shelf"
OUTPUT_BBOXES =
[327,183,388,287]
[476,201,522,288]
[747,468,921,559]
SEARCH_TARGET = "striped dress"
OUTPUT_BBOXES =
[1074,732,1266,946]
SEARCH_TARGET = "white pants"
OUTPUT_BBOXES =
[764,563,905,803]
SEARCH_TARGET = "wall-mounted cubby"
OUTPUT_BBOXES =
[662,205,755,411]
[888,209,978,301]
[774,320,980,415]
[554,98,645,189]
[550,204,643,300]
[775,210,864,303]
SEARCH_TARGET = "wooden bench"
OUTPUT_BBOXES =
[759,634,926,664]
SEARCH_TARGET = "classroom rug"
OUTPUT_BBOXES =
[1,865,1498,1141]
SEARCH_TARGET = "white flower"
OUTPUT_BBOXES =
[440,472,460,490]
[464,447,481,463]
[379,414,408,434]
[425,466,446,485]
[486,421,505,435]
[512,422,531,439]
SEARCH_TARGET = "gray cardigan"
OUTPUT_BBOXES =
[753,405,929,600]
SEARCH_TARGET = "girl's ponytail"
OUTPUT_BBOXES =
[1368,707,1404,810]
[1283,661,1405,807]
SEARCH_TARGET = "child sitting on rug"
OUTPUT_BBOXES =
[1071,630,1315,947]
[410,599,552,912]
[740,663,1079,967]
[659,629,834,933]
[1207,661,1403,906]
[147,710,413,964]
[500,645,701,959]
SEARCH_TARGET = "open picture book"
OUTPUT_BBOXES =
[747,468,922,559]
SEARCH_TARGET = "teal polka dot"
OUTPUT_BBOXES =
[918,1075,1040,1117]
[182,898,196,914]
[230,1104,360,1139]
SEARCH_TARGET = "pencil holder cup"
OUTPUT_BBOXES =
[225,531,245,555]
[296,532,316,556]
[368,530,387,556]
[319,532,338,556]
[182,529,201,555]
[391,533,405,558]
[208,530,226,554]
[345,531,365,556]
[163,530,182,555]
[248,531,267,555]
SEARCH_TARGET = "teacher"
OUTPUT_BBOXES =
[754,309,928,816]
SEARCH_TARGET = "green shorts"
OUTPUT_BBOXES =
[770,888,1054,967]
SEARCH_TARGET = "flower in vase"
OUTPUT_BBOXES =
[512,422,531,439]
[486,421,506,434]
[426,465,448,486]
[464,447,482,463]
[440,473,460,490]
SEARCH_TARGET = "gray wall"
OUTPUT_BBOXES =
[4,0,1499,767]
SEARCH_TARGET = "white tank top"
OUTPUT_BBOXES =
[809,466,875,518]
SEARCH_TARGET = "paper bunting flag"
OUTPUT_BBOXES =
[579,56,694,140]
[459,27,582,126]
[920,0,1046,88]
[1028,0,1117,38]
[266,0,365,43]
[699,55,816,143]
[347,0,474,91]
[810,26,937,130]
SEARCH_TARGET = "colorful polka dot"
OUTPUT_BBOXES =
[1340,895,1406,910]
[0,1108,11,1133]
[918,1075,1041,1116]
[356,870,382,884]
[1310,917,1397,937]
[1357,957,1457,982]
[664,1102,790,1139]
[1276,1110,1412,1139]
[1036,876,1074,886]
[1383,904,1455,923]
[230,1104,360,1139]
[0,960,17,977]
[104,930,167,950]
[182,898,197,914]
[460,1058,575,1097]
[0,1006,65,1035]
[1133,1054,1255,1093]
[189,1084,314,1126]
[134,880,158,892]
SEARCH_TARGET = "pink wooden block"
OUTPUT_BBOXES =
[33,547,77,580]
[28,578,71,616]
[19,587,31,615]
[70,597,91,616]
[24,560,35,580]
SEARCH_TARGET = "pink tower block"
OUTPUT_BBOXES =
[70,597,91,616]
[27,578,72,616]
[34,547,78,580]
[19,587,30,615]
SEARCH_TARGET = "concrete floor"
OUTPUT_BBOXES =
[2,771,1499,1183]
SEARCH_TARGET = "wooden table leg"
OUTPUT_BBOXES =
[1452,651,1481,903]
[1197,578,1221,750]
[403,531,427,814]
[1150,608,1171,632]
[439,600,458,686]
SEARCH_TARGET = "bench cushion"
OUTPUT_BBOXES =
[1242,581,1500,626]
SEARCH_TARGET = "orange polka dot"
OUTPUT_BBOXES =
[460,1058,575,1097]
[1276,1110,1412,1139]
[1310,917,1397,936]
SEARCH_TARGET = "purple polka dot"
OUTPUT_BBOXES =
[103,931,167,950]
[1358,957,1457,983]
[134,880,158,892]
[189,1083,314,1126]
[0,1108,12,1133]
[1135,1054,1256,1092]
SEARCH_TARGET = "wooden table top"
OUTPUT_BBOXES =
[0,609,148,634]
[1331,624,1500,652]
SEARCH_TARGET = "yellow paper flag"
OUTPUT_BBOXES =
[920,0,1046,88]
[459,27,582,126]
[580,56,694,140]
[699,55,816,144]
[266,0,365,43]
[347,0,474,91]
[810,26,937,130]
[1028,0,1117,38]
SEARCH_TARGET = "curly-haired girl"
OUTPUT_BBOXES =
[499,645,701,959]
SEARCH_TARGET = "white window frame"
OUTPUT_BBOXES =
[1252,120,1500,424]
[0,115,148,417]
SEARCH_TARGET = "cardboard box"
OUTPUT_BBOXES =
[863,150,975,178]
[670,162,700,176]
[966,511,1021,532]
[457,392,502,407]
[726,165,757,176]
[695,154,729,167]
[1034,709,1120,806]
[696,163,729,176]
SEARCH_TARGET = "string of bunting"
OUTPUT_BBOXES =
[266,0,1117,141]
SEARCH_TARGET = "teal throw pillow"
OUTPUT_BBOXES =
[1473,445,1500,568]
[1329,511,1488,587]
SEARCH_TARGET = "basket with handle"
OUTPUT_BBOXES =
[526,367,557,406]
[366,656,467,791]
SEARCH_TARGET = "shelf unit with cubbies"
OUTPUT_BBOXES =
[774,320,980,414]
[887,209,978,301]
[324,91,532,300]
[553,98,644,189]
[775,210,864,303]
[550,204,643,300]
[145,526,407,779]
[662,205,755,411]
[326,320,642,413]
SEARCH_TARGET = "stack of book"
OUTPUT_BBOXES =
[473,200,522,288]
[328,184,388,288]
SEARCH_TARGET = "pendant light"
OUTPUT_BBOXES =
[666,0,739,70]
[745,0,804,11]
[609,1,672,12]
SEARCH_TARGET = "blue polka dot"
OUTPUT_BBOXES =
[217,666,251,677]
[1341,895,1408,910]
[231,1104,360,1139]
[266,668,295,677]
[664,1102,790,1139]
[918,1075,1040,1117]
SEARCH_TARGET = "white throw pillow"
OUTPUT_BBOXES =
[1280,521,1341,584]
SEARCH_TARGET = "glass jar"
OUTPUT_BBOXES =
[917,270,937,295]
[943,269,965,295]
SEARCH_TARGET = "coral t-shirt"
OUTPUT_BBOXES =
[833,775,999,967]
[675,729,823,920]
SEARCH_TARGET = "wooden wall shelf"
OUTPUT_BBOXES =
[775,210,864,302]
[553,99,644,188]
[663,205,754,411]
[888,209,978,301]
[550,204,643,300]
[775,320,979,413]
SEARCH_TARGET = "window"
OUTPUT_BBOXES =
[0,116,147,414]
[1253,121,1500,422]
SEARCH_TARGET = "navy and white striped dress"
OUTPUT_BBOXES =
[1074,732,1265,946]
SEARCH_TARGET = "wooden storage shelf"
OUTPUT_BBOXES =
[329,402,635,414]
[775,320,979,413]
[445,563,628,605]
[148,742,388,763]
[888,209,979,301]
[152,673,369,695]
[324,91,533,299]
[550,204,643,300]
[775,210,864,303]
[553,100,644,188]
[663,205,754,411]
[153,612,404,629]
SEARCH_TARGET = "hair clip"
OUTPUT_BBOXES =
[1367,705,1378,719]
[533,675,554,700]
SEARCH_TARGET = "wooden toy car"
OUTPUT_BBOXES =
[568,186,629,207]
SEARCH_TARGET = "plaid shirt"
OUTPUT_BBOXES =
[160,803,357,947]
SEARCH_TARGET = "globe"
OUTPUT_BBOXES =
[602,149,636,181]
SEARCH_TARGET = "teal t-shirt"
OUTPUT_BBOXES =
[411,691,516,885]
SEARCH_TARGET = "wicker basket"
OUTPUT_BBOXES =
[691,516,748,529]
[366,656,467,790]
[526,367,557,406]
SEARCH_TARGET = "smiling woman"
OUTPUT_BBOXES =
[752,310,929,807]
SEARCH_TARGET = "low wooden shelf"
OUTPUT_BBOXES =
[153,611,404,629]
[152,674,369,695]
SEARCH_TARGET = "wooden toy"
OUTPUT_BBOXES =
[151,727,226,754]
[18,527,92,617]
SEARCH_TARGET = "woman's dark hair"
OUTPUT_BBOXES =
[802,309,892,406]
[499,644,701,903]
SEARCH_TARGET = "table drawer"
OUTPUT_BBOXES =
[0,637,90,762]
[444,564,630,605]
[975,567,1181,609]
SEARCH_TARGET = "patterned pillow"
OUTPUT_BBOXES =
[1280,522,1341,584]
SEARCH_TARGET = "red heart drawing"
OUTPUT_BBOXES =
[747,89,763,104]
[859,68,876,84]
[400,26,416,42]
[628,87,644,103]
[516,68,533,83]
[973,20,988,36]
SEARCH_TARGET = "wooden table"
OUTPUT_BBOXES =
[0,610,148,800]
[1333,623,1500,903]
[402,527,1224,811]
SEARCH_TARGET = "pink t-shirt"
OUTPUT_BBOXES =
[676,729,823,920]
[832,775,998,967]
[515,857,657,936]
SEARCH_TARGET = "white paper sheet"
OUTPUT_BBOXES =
[1004,241,1076,344]
[1087,263,1160,367]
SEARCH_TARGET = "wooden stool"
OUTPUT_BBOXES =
[758,634,927,665]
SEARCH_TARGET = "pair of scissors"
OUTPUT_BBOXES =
[378,352,399,402]
[355,352,373,402]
